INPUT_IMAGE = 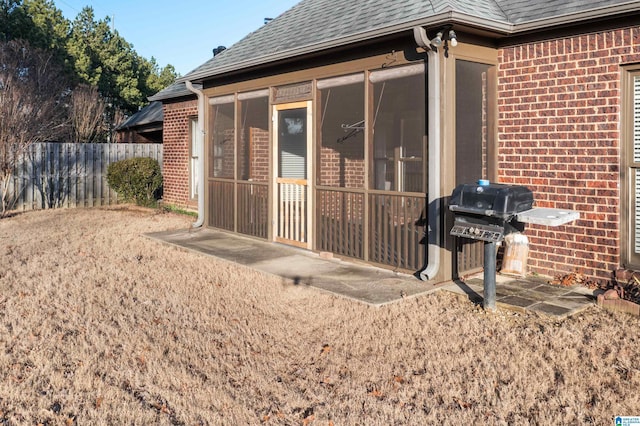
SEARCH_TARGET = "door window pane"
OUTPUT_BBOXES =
[278,108,307,179]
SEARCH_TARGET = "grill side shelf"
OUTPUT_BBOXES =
[515,208,579,226]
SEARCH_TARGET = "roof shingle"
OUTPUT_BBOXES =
[116,101,163,130]
[153,0,640,99]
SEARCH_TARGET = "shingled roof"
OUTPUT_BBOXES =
[148,82,192,102]
[152,0,640,100]
[116,101,163,130]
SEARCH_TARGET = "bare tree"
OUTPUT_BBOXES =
[0,39,70,216]
[69,83,105,143]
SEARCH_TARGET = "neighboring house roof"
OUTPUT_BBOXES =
[148,81,194,102]
[152,0,640,99]
[116,101,163,130]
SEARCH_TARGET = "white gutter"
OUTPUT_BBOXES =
[185,80,205,228]
[420,48,441,281]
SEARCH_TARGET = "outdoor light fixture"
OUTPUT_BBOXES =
[430,31,443,47]
[448,29,458,47]
[412,25,458,57]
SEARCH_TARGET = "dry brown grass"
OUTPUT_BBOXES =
[0,207,639,425]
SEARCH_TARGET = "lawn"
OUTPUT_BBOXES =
[0,207,638,424]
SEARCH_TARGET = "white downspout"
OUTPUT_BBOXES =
[419,49,441,281]
[185,80,205,228]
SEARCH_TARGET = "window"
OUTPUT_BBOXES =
[189,117,199,199]
[370,64,426,193]
[631,73,640,262]
[623,70,640,267]
[209,96,235,179]
[317,74,365,188]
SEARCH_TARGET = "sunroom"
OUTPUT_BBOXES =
[194,37,496,281]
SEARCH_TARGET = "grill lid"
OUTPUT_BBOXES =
[449,183,534,220]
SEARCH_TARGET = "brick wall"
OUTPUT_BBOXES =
[162,99,198,209]
[250,127,270,182]
[498,26,640,280]
[319,142,365,188]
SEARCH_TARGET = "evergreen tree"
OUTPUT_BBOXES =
[0,0,31,41]
[2,1,179,138]
[66,7,177,115]
[22,0,69,52]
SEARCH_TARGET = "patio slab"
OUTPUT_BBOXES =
[145,227,596,316]
[145,227,438,306]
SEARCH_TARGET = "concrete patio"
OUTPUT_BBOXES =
[145,227,596,317]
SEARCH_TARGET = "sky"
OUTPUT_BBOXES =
[53,0,301,76]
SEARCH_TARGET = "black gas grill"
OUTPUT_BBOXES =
[449,183,533,242]
[449,182,534,311]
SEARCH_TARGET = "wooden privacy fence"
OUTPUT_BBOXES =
[5,142,163,212]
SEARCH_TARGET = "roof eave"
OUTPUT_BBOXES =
[148,91,194,102]
[167,2,640,90]
[182,11,513,83]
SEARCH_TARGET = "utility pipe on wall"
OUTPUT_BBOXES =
[185,80,205,228]
[419,48,441,281]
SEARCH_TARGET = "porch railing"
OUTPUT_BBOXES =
[368,192,425,271]
[208,180,234,231]
[316,188,426,272]
[316,188,364,259]
[237,181,268,239]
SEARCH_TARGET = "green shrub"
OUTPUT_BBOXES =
[107,157,163,207]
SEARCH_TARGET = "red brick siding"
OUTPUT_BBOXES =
[250,127,269,182]
[319,144,365,188]
[218,129,235,178]
[162,99,198,209]
[498,26,640,280]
